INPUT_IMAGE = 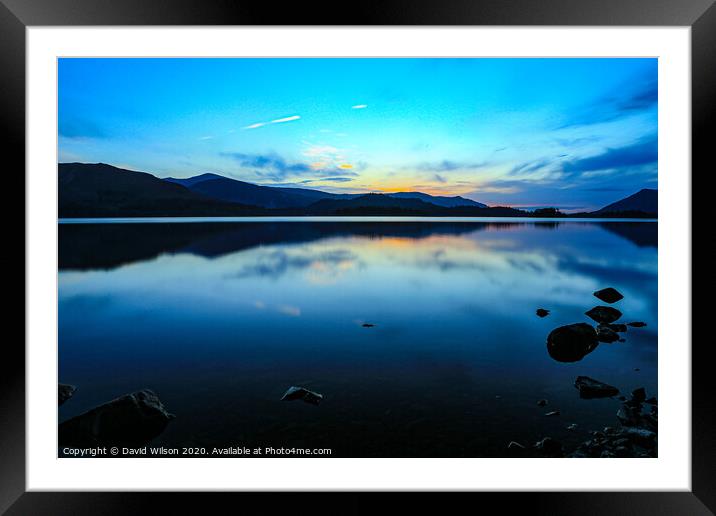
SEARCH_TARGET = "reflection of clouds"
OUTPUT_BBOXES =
[230,248,360,281]
[277,304,301,317]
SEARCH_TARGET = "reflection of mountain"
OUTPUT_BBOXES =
[59,220,658,271]
[597,222,657,248]
[59,222,488,271]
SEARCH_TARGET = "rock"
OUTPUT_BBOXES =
[618,338,626,342]
[593,287,624,304]
[645,397,658,405]
[621,426,656,447]
[600,450,615,458]
[535,437,563,456]
[537,399,548,407]
[574,376,620,399]
[507,441,525,449]
[616,405,642,427]
[58,389,174,447]
[59,384,76,406]
[546,323,599,362]
[536,308,550,318]
[362,323,375,328]
[631,387,647,403]
[596,325,620,343]
[566,423,578,431]
[585,306,623,324]
[545,410,560,417]
[627,321,647,327]
[281,386,324,405]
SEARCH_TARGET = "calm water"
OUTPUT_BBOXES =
[58,219,657,457]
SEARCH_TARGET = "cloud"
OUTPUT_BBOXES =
[509,158,554,176]
[199,135,214,140]
[298,177,355,183]
[221,152,311,181]
[433,174,447,183]
[58,116,107,139]
[351,104,368,109]
[558,77,657,128]
[271,115,301,124]
[562,135,657,175]
[416,160,490,172]
[243,115,301,130]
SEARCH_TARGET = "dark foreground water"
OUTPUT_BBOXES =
[58,219,657,457]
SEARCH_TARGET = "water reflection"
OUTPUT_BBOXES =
[58,221,657,457]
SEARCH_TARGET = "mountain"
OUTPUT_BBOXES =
[164,173,486,210]
[387,192,486,208]
[59,163,262,217]
[301,193,524,217]
[165,173,338,208]
[595,189,657,216]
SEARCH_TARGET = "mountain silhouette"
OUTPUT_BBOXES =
[59,163,263,217]
[595,189,657,216]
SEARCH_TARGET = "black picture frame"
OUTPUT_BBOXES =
[3,1,712,513]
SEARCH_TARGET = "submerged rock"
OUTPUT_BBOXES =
[536,308,550,318]
[537,399,548,407]
[545,410,560,417]
[596,325,620,343]
[566,423,578,431]
[593,287,624,304]
[362,323,375,328]
[627,321,647,328]
[585,306,623,324]
[574,376,620,399]
[546,323,598,362]
[281,386,324,405]
[58,389,174,447]
[58,384,76,406]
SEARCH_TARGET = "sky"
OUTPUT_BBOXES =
[58,58,657,212]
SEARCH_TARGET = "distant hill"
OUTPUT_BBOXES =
[59,163,262,217]
[165,173,341,208]
[58,162,656,219]
[164,173,487,210]
[302,193,524,217]
[595,189,657,216]
[387,191,486,208]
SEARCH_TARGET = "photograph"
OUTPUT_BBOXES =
[57,57,658,459]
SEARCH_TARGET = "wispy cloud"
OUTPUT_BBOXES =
[243,114,301,130]
[558,76,657,129]
[271,115,301,124]
[562,134,657,175]
[199,135,214,140]
[416,160,491,172]
[351,104,368,109]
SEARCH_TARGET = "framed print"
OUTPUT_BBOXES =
[4,0,713,513]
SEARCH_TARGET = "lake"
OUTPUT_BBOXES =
[58,219,657,457]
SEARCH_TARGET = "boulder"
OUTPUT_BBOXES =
[536,308,550,318]
[58,389,174,447]
[574,376,620,399]
[59,384,76,406]
[631,387,647,403]
[281,386,324,405]
[596,325,620,343]
[585,306,623,324]
[593,287,624,304]
[546,323,599,362]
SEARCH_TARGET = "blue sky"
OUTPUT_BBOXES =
[58,58,657,211]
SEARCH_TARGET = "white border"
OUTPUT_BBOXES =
[27,27,691,491]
